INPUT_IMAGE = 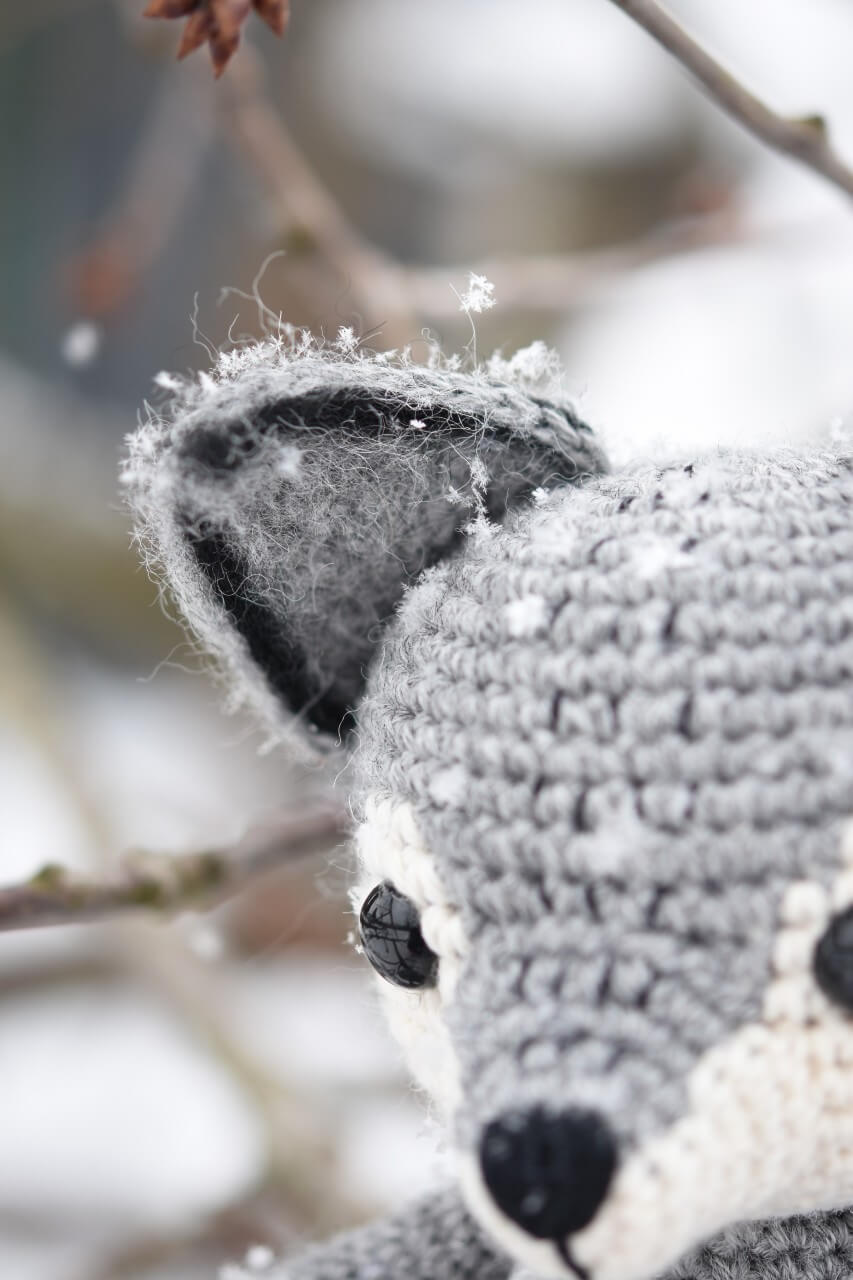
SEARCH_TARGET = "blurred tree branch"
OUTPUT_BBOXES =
[111,0,850,344]
[607,0,853,200]
[405,212,742,317]
[0,592,368,1234]
[223,44,745,340]
[68,64,216,317]
[95,6,754,344]
[224,46,419,346]
[0,803,347,932]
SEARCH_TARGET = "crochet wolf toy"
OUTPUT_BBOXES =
[126,337,853,1280]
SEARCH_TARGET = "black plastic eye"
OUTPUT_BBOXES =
[814,906,853,1009]
[359,882,438,990]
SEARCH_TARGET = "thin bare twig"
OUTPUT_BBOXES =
[406,210,744,317]
[606,0,853,200]
[223,45,418,344]
[68,62,215,316]
[0,593,365,1232]
[0,803,348,933]
[222,41,749,334]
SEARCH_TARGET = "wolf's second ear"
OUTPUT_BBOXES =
[127,351,607,743]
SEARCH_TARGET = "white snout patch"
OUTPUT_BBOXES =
[458,825,853,1280]
[353,796,467,1117]
[353,805,853,1280]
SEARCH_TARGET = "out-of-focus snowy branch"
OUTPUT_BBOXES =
[221,41,746,333]
[0,803,348,933]
[224,46,418,346]
[607,0,853,200]
[0,504,373,1261]
[406,210,744,316]
[67,62,216,317]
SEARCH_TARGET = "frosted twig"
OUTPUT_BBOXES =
[606,0,853,201]
[0,803,347,933]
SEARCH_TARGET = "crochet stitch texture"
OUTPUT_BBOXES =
[125,337,604,745]
[127,338,853,1280]
[278,1200,853,1280]
[358,448,853,1147]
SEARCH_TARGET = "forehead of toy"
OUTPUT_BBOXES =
[355,449,853,1137]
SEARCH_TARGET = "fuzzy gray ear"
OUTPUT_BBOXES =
[126,343,607,743]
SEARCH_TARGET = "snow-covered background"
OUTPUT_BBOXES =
[1,0,853,1275]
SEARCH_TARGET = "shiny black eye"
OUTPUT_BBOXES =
[814,905,853,1009]
[358,882,438,989]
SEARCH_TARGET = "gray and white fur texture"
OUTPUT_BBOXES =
[126,332,853,1280]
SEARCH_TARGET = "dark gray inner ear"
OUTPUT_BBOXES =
[175,380,606,740]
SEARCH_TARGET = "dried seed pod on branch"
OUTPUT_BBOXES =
[144,0,290,76]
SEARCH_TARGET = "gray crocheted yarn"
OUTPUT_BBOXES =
[280,1202,853,1280]
[125,337,603,744]
[358,447,853,1143]
[667,1210,853,1279]
[127,338,853,1280]
[278,1188,511,1280]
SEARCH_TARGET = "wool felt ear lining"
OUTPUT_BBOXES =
[176,386,594,476]
[174,381,605,738]
[184,524,350,732]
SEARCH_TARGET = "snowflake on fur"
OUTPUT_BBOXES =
[143,0,289,77]
[458,273,496,315]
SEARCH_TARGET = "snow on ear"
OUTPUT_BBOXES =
[125,340,607,745]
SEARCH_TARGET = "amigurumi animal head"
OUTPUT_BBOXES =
[126,335,853,1280]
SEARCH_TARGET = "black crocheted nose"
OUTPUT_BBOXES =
[480,1106,617,1241]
